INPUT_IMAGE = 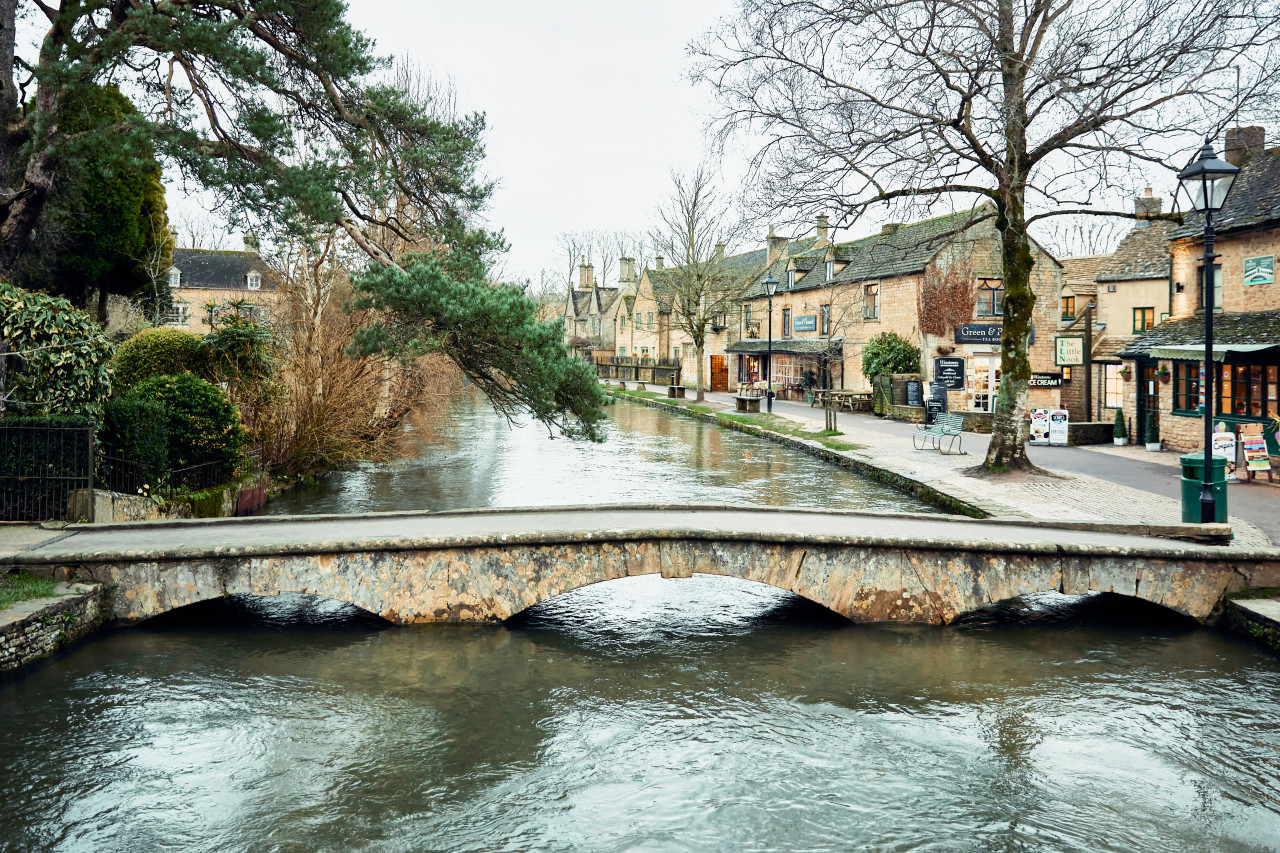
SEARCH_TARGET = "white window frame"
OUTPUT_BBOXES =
[168,267,181,289]
[787,269,796,289]
[826,260,834,281]
[247,271,262,291]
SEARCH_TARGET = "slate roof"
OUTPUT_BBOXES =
[1060,254,1110,296]
[1117,309,1280,358]
[1170,149,1280,239]
[597,287,620,313]
[570,291,592,315]
[726,337,844,355]
[1096,221,1172,282]
[740,208,995,299]
[643,236,821,313]
[173,248,274,290]
[1092,336,1133,360]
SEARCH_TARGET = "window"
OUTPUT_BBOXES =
[647,312,654,328]
[168,267,181,289]
[641,347,650,357]
[1199,263,1223,312]
[1061,295,1075,321]
[247,271,262,291]
[619,313,626,330]
[1219,363,1279,418]
[1103,363,1124,409]
[1062,367,1072,382]
[976,279,1004,317]
[164,302,189,326]
[782,308,792,337]
[635,312,641,327]
[744,304,753,326]
[673,346,681,362]
[618,346,626,356]
[826,260,834,281]
[787,270,796,289]
[863,283,880,319]
[820,304,831,335]
[1133,307,1155,333]
[1173,362,1201,414]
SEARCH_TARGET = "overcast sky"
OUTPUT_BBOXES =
[344,0,740,281]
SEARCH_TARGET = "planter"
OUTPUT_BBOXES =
[1156,373,1171,383]
[1119,371,1133,381]
[1146,442,1162,451]
[806,392,815,404]
[1114,437,1129,446]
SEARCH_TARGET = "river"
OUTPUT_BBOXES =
[2,395,1278,851]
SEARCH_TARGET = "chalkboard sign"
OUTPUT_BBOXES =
[925,397,946,425]
[906,380,923,407]
[934,357,965,390]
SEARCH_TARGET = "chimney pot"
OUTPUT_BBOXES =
[1134,191,1163,219]
[1225,126,1265,167]
[655,255,664,271]
[816,213,830,242]
[715,241,725,262]
[881,223,902,235]
[243,230,259,255]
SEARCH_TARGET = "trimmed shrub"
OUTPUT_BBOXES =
[102,394,169,469]
[861,331,921,379]
[129,374,245,470]
[1113,408,1127,439]
[112,327,206,391]
[1145,412,1160,445]
[0,282,113,422]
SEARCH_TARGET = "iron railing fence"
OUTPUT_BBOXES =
[0,424,93,522]
[96,448,262,499]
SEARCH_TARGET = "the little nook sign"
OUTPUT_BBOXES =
[793,314,818,332]
[933,357,965,389]
[1055,335,1085,366]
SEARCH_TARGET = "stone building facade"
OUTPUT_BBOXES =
[165,233,277,333]
[1118,127,1280,456]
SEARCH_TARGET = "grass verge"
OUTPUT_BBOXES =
[717,412,863,451]
[0,571,57,611]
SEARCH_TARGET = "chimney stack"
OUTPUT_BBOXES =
[243,230,259,255]
[881,223,902,236]
[715,241,725,262]
[766,225,789,266]
[1134,187,1163,219]
[577,255,594,291]
[655,255,664,271]
[816,213,830,244]
[619,257,636,284]
[1225,126,1265,167]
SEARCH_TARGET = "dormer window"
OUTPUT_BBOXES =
[826,260,834,281]
[787,269,796,289]
[247,271,262,291]
[168,267,181,289]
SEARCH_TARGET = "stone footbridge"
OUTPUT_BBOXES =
[8,506,1280,625]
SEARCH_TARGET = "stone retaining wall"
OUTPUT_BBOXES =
[0,584,105,675]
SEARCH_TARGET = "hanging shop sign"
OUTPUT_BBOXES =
[1048,409,1070,446]
[1055,335,1085,366]
[933,357,966,389]
[1029,409,1050,445]
[793,314,818,332]
[1030,373,1064,388]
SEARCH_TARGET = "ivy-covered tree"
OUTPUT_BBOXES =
[12,85,172,323]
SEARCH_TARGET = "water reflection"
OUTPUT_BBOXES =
[2,580,1278,852]
[265,392,935,515]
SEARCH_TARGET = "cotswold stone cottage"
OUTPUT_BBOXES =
[165,233,276,333]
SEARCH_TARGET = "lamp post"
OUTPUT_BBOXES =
[1177,138,1239,523]
[763,273,779,412]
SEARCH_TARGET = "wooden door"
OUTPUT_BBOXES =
[710,355,728,392]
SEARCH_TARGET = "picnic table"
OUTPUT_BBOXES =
[811,390,873,412]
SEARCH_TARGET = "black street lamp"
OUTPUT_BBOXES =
[1177,138,1239,524]
[763,272,779,412]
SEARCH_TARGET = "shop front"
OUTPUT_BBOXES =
[726,340,844,398]
[1148,344,1280,454]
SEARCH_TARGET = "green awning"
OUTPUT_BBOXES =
[1148,344,1280,362]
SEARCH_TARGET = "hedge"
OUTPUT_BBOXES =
[112,327,206,391]
[129,374,245,470]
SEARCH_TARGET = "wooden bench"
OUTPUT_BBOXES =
[667,385,686,399]
[733,394,762,413]
[913,412,966,455]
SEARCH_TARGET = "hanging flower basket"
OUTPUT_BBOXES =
[1119,367,1133,380]
[1155,366,1171,383]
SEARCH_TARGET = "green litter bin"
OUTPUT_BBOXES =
[1180,452,1229,523]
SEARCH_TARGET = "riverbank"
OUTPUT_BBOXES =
[606,384,1271,548]
[0,579,105,675]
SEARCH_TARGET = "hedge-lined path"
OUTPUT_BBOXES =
[605,384,1274,548]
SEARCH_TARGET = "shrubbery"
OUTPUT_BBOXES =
[129,374,245,469]
[102,394,168,469]
[111,327,206,390]
[0,414,93,520]
[861,331,922,378]
[0,282,113,421]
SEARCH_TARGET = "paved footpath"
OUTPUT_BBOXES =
[640,388,1277,548]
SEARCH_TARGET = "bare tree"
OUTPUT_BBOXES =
[694,0,1280,471]
[649,165,745,402]
[555,230,590,290]
[172,213,231,251]
[813,270,863,432]
[1034,215,1129,259]
[918,255,978,382]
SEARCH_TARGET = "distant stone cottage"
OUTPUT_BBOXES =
[165,232,277,333]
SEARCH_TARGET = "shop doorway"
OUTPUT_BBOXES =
[970,355,1001,413]
[1137,360,1160,437]
[710,356,728,392]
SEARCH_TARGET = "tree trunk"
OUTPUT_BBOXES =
[983,0,1036,472]
[695,344,705,402]
[96,285,109,328]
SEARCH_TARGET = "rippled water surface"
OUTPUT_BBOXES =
[1,582,1279,852]
[264,393,935,515]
